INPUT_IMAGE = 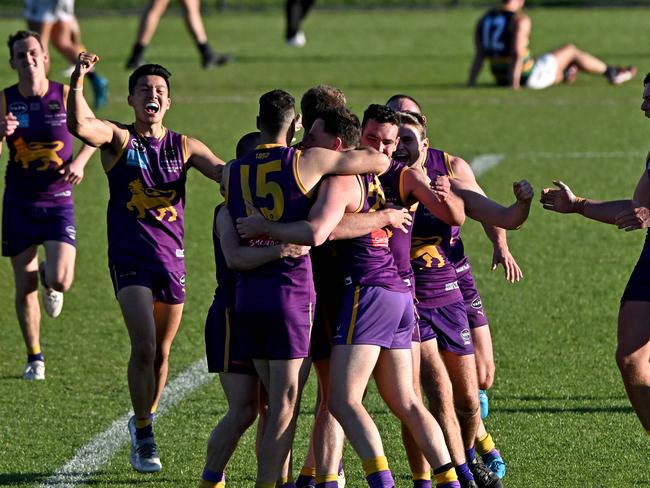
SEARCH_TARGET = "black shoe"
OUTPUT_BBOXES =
[469,458,503,488]
[202,51,231,69]
[460,479,479,488]
[126,54,144,70]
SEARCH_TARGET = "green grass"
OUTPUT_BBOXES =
[1,7,649,487]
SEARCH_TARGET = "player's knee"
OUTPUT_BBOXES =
[230,403,258,431]
[615,347,644,376]
[327,395,353,422]
[456,404,480,420]
[131,339,157,366]
[16,273,39,296]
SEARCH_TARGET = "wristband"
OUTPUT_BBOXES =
[71,87,83,91]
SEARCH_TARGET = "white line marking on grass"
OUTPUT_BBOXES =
[38,358,212,488]
[470,153,504,177]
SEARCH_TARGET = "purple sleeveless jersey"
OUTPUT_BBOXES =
[411,148,463,307]
[226,144,315,299]
[335,173,406,292]
[379,158,417,288]
[3,81,73,206]
[105,125,187,272]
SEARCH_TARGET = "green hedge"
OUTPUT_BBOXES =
[3,0,650,16]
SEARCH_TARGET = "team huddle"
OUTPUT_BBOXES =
[3,10,650,488]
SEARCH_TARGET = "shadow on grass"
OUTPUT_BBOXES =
[0,473,48,485]
[498,405,633,414]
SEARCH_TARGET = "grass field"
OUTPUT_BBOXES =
[1,6,649,487]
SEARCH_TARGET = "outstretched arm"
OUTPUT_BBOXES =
[67,52,123,150]
[452,178,533,229]
[451,155,525,281]
[541,177,650,230]
[186,136,225,182]
[216,206,309,270]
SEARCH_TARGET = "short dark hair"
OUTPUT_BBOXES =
[361,104,400,130]
[399,111,427,140]
[300,85,347,133]
[644,72,650,85]
[7,30,43,60]
[236,131,261,159]
[385,94,423,114]
[318,107,360,149]
[128,64,172,95]
[258,89,295,137]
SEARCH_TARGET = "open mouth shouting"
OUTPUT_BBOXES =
[145,102,160,114]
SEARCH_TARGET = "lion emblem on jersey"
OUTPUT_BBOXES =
[410,239,445,269]
[13,137,65,170]
[126,178,177,222]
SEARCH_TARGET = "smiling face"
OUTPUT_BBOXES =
[360,119,399,158]
[127,74,171,125]
[393,123,428,165]
[10,36,48,82]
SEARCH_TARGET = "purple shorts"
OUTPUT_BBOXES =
[205,292,256,376]
[621,256,650,302]
[2,202,76,257]
[109,262,186,304]
[456,265,489,329]
[333,285,415,350]
[417,300,474,355]
[235,285,315,360]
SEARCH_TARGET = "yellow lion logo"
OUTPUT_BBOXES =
[126,178,177,222]
[13,137,64,170]
[410,238,445,269]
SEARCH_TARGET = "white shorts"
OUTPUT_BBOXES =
[525,54,559,90]
[25,0,75,23]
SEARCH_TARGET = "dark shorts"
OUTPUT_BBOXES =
[109,262,186,304]
[333,285,415,350]
[2,202,76,257]
[311,288,342,362]
[621,256,650,303]
[456,266,489,329]
[417,300,474,355]
[236,287,315,360]
[205,293,256,376]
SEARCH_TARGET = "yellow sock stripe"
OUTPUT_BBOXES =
[300,467,316,477]
[256,483,275,488]
[135,417,152,428]
[315,473,339,483]
[199,480,225,488]
[434,467,458,484]
[362,456,389,476]
[276,476,293,486]
[476,432,495,455]
[150,402,159,415]
[412,471,431,481]
[27,346,41,355]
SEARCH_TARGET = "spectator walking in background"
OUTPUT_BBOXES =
[125,0,231,69]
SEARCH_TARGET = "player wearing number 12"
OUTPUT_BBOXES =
[467,0,637,89]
